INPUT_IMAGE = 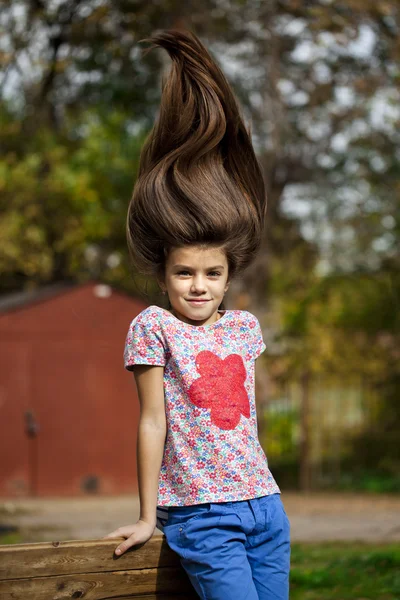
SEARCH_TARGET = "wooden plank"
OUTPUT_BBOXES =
[110,596,194,600]
[0,567,198,600]
[0,536,180,580]
[111,596,194,599]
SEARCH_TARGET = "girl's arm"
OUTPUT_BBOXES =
[135,364,166,525]
[104,364,166,555]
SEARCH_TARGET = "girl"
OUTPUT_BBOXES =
[105,29,290,600]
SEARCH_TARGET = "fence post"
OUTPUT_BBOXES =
[299,370,311,491]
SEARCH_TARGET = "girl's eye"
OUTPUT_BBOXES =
[176,270,221,277]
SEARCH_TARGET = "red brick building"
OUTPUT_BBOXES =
[0,282,147,497]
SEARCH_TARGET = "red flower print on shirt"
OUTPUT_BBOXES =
[188,350,250,430]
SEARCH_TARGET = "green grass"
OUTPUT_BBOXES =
[0,531,22,545]
[290,542,400,599]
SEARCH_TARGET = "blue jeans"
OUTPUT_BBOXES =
[159,493,290,600]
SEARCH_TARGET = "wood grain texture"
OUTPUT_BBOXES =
[0,536,199,599]
[108,596,193,600]
[0,536,180,579]
[0,568,196,599]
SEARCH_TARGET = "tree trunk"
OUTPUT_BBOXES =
[299,370,312,491]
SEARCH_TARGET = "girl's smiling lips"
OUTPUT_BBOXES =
[186,299,210,304]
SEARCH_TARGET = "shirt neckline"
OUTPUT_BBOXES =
[156,306,230,329]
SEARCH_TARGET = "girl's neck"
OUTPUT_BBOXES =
[168,307,222,327]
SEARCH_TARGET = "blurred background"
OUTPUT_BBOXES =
[0,1,399,598]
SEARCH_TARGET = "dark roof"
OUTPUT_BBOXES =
[0,282,77,314]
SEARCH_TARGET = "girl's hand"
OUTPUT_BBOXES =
[103,519,156,556]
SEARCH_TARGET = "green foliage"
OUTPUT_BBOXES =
[336,470,400,493]
[267,267,400,378]
[0,106,145,290]
[344,371,400,483]
[290,543,400,599]
[261,408,299,462]
[1,0,399,292]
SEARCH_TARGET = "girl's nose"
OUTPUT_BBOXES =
[191,276,207,293]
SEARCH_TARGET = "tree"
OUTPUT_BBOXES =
[1,0,399,305]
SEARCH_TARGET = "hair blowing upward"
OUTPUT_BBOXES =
[127,29,267,279]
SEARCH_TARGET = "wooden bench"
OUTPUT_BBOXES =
[0,535,198,599]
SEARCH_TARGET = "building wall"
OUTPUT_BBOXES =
[0,283,147,497]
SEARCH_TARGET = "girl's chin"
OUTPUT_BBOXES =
[174,303,220,325]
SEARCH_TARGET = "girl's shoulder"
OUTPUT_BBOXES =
[128,304,165,330]
[134,304,165,320]
[224,309,260,328]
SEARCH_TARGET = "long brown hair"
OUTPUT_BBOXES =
[127,29,266,280]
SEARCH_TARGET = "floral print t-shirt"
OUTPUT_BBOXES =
[124,305,280,507]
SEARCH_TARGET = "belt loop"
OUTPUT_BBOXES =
[249,497,262,532]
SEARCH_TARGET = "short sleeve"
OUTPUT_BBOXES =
[124,308,166,370]
[250,314,266,359]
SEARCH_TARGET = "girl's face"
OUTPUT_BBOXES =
[160,245,230,326]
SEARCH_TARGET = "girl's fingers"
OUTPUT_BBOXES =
[103,525,135,540]
[115,532,145,555]
[101,530,136,554]
[102,531,120,539]
[115,539,135,555]
[103,522,154,555]
[115,530,153,555]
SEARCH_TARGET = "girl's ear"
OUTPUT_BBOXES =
[224,280,230,293]
[157,278,167,295]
